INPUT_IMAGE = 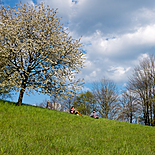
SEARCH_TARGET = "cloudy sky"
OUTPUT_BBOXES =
[3,0,155,104]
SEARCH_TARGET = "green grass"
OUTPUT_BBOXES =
[0,100,155,155]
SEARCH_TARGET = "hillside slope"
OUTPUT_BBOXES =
[0,100,155,155]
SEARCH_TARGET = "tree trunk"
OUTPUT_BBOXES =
[69,100,71,111]
[153,104,155,126]
[17,77,27,106]
[106,113,108,119]
[17,87,26,106]
[154,112,155,126]
[130,101,133,123]
[130,111,132,123]
[150,104,153,126]
[144,112,147,125]
[146,101,150,125]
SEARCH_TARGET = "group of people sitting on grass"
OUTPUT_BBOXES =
[70,106,99,119]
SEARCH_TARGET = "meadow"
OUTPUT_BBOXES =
[0,100,155,155]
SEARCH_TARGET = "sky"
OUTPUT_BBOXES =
[2,0,155,105]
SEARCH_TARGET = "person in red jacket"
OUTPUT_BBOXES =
[90,110,99,119]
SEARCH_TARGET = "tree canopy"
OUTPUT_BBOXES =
[73,91,96,115]
[0,3,85,105]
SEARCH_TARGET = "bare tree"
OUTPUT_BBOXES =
[0,3,85,105]
[117,89,142,123]
[92,78,119,119]
[127,54,155,126]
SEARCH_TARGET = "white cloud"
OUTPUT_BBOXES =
[81,86,91,92]
[36,0,77,24]
[21,0,35,6]
[76,24,155,84]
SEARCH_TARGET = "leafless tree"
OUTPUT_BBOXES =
[127,54,155,126]
[92,78,119,119]
[117,89,142,123]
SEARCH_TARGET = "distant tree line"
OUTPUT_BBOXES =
[38,55,155,126]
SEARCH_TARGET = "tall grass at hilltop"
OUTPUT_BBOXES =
[0,100,155,155]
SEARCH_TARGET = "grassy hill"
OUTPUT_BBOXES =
[0,100,155,155]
